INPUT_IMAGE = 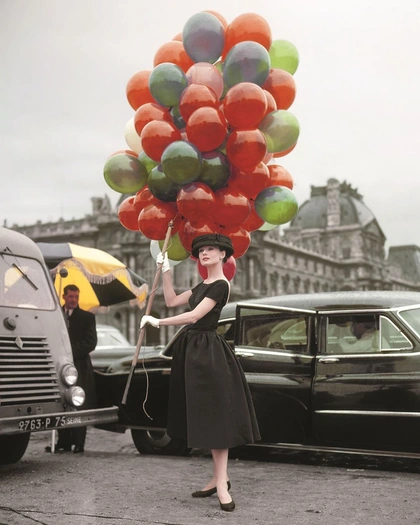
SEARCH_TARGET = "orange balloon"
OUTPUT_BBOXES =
[210,187,251,227]
[263,89,277,117]
[107,149,138,159]
[186,107,228,152]
[140,120,182,162]
[179,84,218,122]
[267,164,294,189]
[126,70,155,111]
[138,202,178,240]
[223,13,272,59]
[226,129,267,172]
[272,141,297,158]
[153,41,194,73]
[242,201,265,232]
[204,10,228,30]
[224,82,267,129]
[118,196,139,231]
[134,103,172,136]
[172,33,183,41]
[262,69,296,110]
[229,162,270,199]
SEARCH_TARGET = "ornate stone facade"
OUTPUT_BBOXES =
[11,180,420,345]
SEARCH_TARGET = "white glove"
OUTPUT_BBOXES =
[156,252,171,273]
[140,315,160,329]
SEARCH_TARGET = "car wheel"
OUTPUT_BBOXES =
[131,429,191,456]
[0,433,30,465]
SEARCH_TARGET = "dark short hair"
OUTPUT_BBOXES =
[191,234,234,261]
[63,284,80,295]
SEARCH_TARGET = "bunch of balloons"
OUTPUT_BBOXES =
[103,11,300,273]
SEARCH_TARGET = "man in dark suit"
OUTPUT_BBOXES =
[49,284,97,453]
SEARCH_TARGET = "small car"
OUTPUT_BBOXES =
[95,291,420,458]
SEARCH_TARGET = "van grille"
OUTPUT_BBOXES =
[0,335,61,406]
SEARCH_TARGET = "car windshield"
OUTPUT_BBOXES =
[0,253,55,310]
[399,307,420,339]
[97,329,132,347]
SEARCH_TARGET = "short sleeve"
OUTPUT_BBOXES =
[206,280,229,306]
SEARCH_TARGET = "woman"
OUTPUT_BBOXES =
[140,233,260,512]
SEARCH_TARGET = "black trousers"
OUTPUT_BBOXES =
[57,426,87,448]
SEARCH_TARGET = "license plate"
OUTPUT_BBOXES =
[17,414,82,432]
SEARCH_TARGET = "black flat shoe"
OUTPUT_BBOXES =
[192,480,231,498]
[218,498,235,512]
[44,445,71,453]
[73,446,84,454]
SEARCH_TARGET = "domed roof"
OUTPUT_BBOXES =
[290,180,377,230]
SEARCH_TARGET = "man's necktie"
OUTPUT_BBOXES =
[65,310,70,329]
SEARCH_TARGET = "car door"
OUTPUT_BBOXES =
[312,310,420,449]
[234,304,316,444]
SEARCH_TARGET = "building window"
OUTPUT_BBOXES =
[342,247,351,259]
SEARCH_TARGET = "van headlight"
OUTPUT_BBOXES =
[67,386,85,407]
[61,364,78,386]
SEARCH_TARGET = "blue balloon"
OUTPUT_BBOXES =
[183,12,225,63]
[223,41,271,88]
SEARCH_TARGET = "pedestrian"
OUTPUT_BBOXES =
[45,284,97,453]
[140,234,260,512]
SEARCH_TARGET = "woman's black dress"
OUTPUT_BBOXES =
[167,280,260,449]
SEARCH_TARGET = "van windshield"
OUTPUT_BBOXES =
[0,253,55,310]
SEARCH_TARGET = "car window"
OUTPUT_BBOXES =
[399,307,420,339]
[380,316,412,350]
[96,330,131,347]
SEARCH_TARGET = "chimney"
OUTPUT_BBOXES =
[327,178,340,227]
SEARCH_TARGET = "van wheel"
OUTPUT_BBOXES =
[131,429,190,456]
[0,433,30,465]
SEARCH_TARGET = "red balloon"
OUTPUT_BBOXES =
[153,41,194,72]
[272,142,297,158]
[179,84,218,122]
[176,182,215,222]
[223,83,267,129]
[118,196,139,231]
[197,256,237,281]
[186,107,228,152]
[134,103,172,136]
[226,129,267,172]
[221,226,251,258]
[138,202,178,240]
[178,218,219,252]
[267,164,294,189]
[229,162,270,199]
[133,187,159,214]
[210,187,251,227]
[126,70,155,111]
[262,69,296,110]
[263,89,277,118]
[241,201,265,231]
[107,149,138,159]
[222,13,272,59]
[140,120,182,161]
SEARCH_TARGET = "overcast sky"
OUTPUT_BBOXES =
[1,0,419,249]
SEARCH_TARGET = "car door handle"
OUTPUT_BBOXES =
[318,357,339,363]
[236,351,255,358]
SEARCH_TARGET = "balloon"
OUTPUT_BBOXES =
[196,150,231,191]
[226,129,267,172]
[140,120,182,161]
[229,162,270,199]
[258,221,278,231]
[147,164,183,202]
[179,84,218,122]
[118,196,139,231]
[255,186,298,225]
[103,153,148,194]
[186,62,224,100]
[223,13,272,58]
[148,63,188,108]
[138,201,178,240]
[263,90,277,118]
[262,69,296,110]
[176,182,215,222]
[223,41,271,88]
[269,39,300,75]
[126,70,155,111]
[272,141,297,158]
[242,201,265,232]
[211,187,251,227]
[197,255,236,281]
[267,164,294,189]
[124,117,142,154]
[133,187,159,214]
[183,12,225,63]
[134,102,172,136]
[258,110,300,154]
[186,107,227,152]
[138,150,159,174]
[150,240,182,267]
[158,232,190,261]
[178,218,219,252]
[203,10,228,31]
[161,140,202,184]
[220,226,251,258]
[107,149,138,159]
[223,82,267,129]
[153,40,195,72]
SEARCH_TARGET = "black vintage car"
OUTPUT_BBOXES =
[95,291,420,458]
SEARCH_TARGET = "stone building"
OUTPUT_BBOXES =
[11,178,420,346]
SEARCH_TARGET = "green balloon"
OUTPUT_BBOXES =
[148,63,188,107]
[138,151,158,174]
[161,141,202,184]
[147,164,183,202]
[159,232,189,261]
[269,40,299,75]
[103,154,148,194]
[255,186,298,225]
[259,110,300,154]
[197,151,230,191]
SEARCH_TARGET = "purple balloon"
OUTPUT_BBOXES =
[223,41,271,88]
[183,12,225,63]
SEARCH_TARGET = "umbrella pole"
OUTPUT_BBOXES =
[121,220,174,406]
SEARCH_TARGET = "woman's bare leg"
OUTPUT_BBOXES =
[211,448,231,503]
